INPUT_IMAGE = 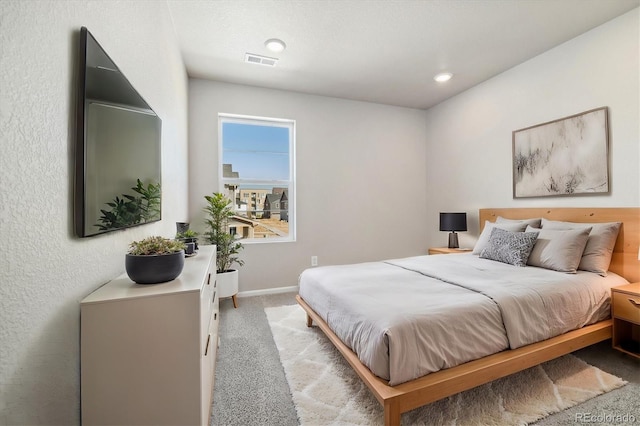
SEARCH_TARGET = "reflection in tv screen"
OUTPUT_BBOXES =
[86,103,161,233]
[75,27,162,237]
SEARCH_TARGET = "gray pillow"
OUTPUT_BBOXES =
[473,221,528,255]
[526,226,592,273]
[480,227,539,267]
[541,219,621,276]
[496,216,542,229]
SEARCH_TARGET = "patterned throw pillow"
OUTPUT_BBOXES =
[472,221,528,255]
[480,227,539,267]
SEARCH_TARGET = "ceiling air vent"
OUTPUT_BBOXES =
[245,53,278,67]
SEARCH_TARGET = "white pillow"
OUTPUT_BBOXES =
[496,216,542,229]
[541,219,621,276]
[526,226,592,273]
[472,221,528,255]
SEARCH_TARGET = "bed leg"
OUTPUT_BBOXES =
[306,313,313,327]
[384,401,401,426]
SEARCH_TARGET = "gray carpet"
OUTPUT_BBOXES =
[210,292,639,426]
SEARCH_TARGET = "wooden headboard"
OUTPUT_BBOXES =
[479,208,640,283]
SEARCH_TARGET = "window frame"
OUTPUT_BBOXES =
[218,113,296,244]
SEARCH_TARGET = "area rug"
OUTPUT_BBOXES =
[265,304,627,426]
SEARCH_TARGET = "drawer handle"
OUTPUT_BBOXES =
[205,334,211,356]
[207,273,211,285]
[214,312,217,321]
[629,298,640,308]
[212,291,216,303]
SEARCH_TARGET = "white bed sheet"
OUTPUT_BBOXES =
[298,253,628,386]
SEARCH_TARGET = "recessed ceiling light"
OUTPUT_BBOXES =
[265,38,286,53]
[434,72,453,83]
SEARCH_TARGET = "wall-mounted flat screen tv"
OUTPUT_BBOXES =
[75,27,162,237]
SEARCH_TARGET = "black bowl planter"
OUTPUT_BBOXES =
[125,251,185,284]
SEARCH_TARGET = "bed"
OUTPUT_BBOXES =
[296,207,640,425]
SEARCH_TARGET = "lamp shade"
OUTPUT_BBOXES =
[439,212,467,232]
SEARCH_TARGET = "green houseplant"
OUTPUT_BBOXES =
[176,228,199,248]
[204,192,244,307]
[176,228,198,239]
[125,236,186,284]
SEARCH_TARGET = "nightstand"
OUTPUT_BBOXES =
[611,283,640,359]
[428,247,473,255]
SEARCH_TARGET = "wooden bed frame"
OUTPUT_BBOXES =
[296,207,640,425]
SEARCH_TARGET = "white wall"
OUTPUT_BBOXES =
[423,8,640,250]
[188,80,428,292]
[0,1,188,424]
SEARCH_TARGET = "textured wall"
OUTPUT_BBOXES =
[423,9,640,250]
[0,1,188,424]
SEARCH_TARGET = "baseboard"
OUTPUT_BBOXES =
[237,285,298,298]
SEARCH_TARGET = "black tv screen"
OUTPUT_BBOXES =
[75,27,162,237]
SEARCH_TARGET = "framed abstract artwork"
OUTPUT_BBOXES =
[512,107,609,198]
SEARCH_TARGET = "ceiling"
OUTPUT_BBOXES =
[167,0,639,110]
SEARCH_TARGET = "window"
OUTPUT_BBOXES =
[219,114,295,242]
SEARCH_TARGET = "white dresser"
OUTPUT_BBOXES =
[81,245,218,425]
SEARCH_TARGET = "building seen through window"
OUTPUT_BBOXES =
[219,115,295,242]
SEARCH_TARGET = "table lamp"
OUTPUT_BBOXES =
[439,212,467,249]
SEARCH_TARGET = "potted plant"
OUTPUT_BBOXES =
[176,228,199,249]
[204,192,244,307]
[125,236,186,284]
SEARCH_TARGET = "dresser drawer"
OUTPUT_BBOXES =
[200,268,216,351]
[201,303,219,425]
[613,291,640,324]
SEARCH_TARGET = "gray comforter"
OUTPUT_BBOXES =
[298,254,627,385]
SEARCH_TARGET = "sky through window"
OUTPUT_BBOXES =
[222,122,289,181]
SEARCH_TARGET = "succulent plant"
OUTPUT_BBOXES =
[128,236,186,256]
[176,229,199,239]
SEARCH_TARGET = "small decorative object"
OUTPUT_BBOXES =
[440,212,467,249]
[176,222,190,235]
[204,192,245,308]
[513,107,609,198]
[176,227,199,251]
[125,236,186,284]
[184,242,195,256]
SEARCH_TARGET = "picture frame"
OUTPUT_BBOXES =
[512,107,609,198]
